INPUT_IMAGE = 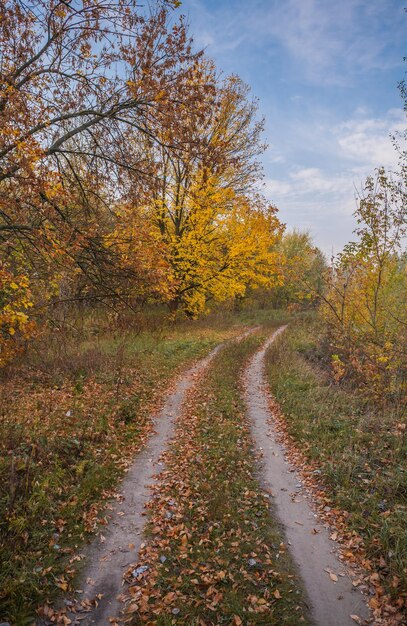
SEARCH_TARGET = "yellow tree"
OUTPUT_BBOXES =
[130,68,283,315]
[156,176,283,315]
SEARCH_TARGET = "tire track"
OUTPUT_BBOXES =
[243,327,371,626]
[62,343,225,625]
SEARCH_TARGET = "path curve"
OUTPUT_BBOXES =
[244,327,371,626]
[65,342,225,625]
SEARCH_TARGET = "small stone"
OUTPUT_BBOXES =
[132,565,149,577]
[248,558,257,568]
[172,608,180,615]
[159,555,167,563]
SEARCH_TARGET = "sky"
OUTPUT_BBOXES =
[174,0,406,255]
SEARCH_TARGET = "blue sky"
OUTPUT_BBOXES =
[175,0,406,254]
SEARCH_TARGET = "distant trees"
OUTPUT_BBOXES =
[269,230,326,309]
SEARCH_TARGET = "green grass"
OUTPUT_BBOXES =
[265,316,407,611]
[125,329,309,625]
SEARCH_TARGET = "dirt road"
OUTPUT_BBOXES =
[65,344,224,625]
[244,327,371,626]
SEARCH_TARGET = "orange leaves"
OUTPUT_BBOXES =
[56,578,69,592]
[1,0,207,339]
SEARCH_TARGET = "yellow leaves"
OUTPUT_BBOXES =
[0,264,35,366]
[154,90,167,102]
[54,6,68,18]
[321,242,406,399]
[56,578,69,592]
[150,171,283,315]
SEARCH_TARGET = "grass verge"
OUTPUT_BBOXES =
[265,316,406,624]
[123,330,309,625]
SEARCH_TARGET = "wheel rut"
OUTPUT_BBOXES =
[63,343,224,625]
[243,327,371,626]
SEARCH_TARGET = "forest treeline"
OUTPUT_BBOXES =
[1,0,406,402]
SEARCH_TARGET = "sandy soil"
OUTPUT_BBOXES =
[244,327,371,626]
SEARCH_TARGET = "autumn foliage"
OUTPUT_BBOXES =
[321,168,406,402]
[0,0,283,364]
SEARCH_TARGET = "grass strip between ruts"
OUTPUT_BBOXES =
[123,331,309,625]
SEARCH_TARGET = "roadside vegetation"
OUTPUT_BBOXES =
[123,329,309,626]
[266,315,406,624]
[0,313,244,624]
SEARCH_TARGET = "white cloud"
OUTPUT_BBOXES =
[336,109,405,167]
[262,106,406,253]
[263,178,291,196]
[265,168,353,207]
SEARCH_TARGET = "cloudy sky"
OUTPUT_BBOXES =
[175,0,406,254]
